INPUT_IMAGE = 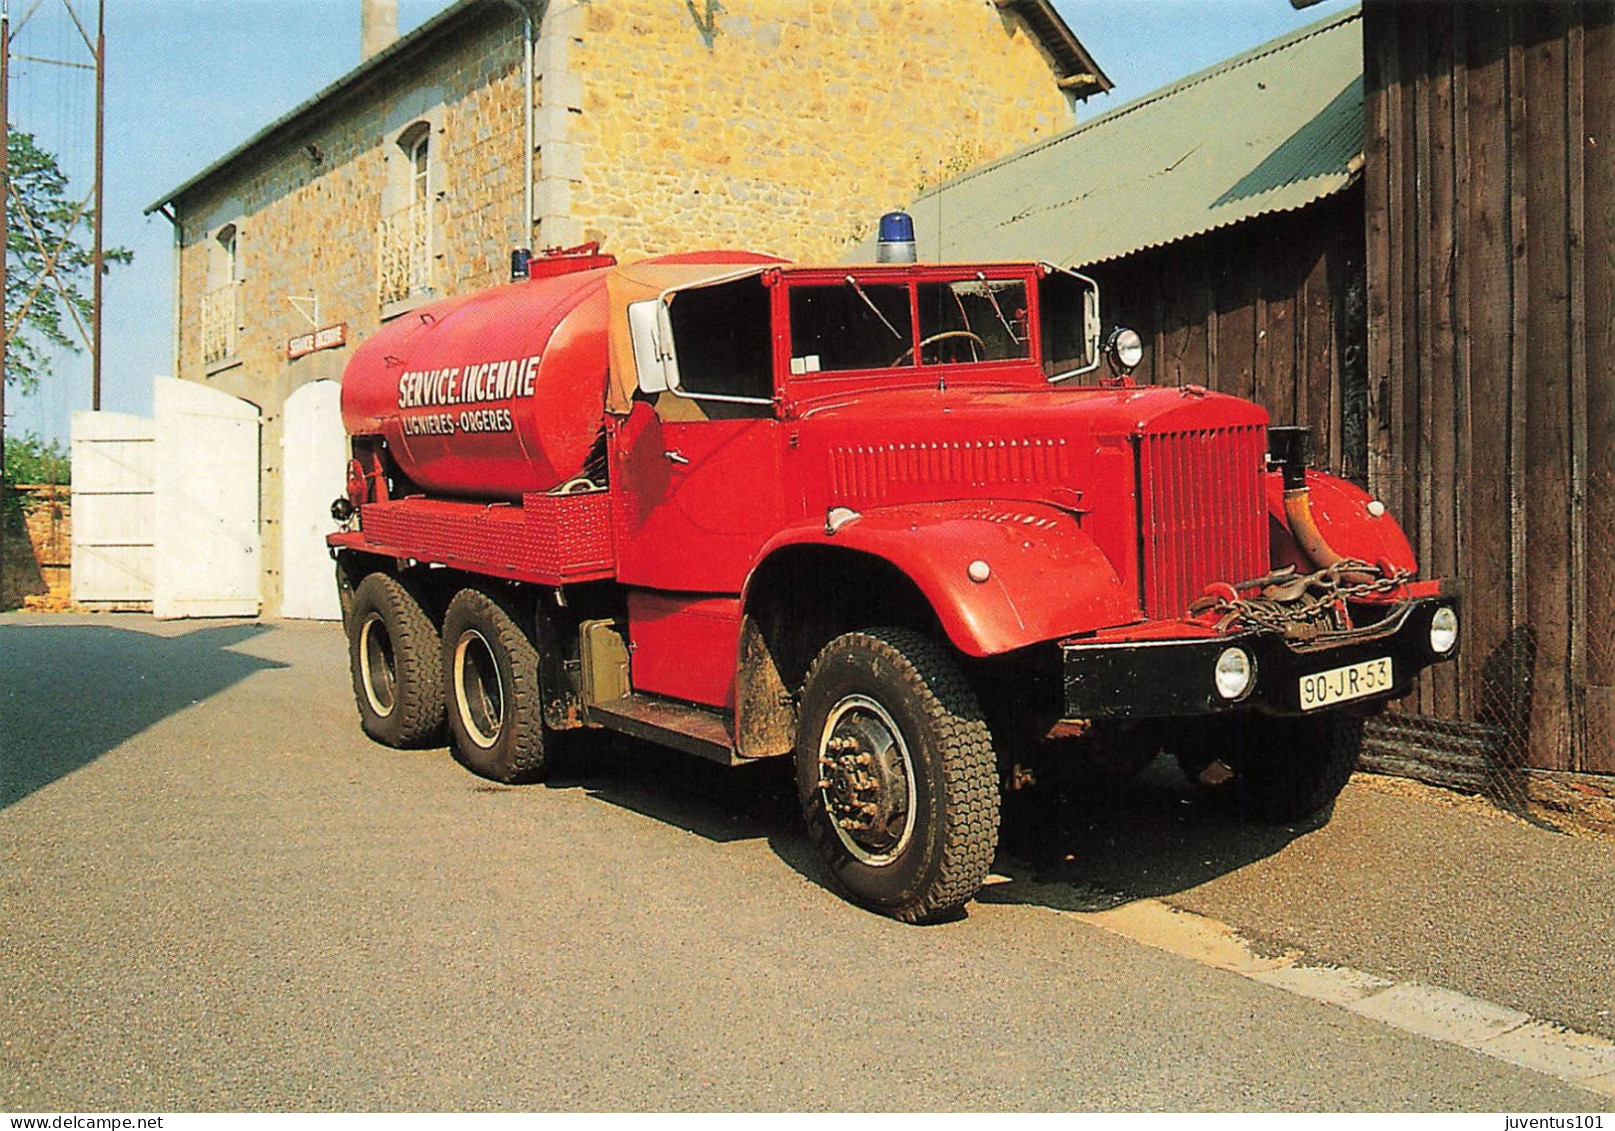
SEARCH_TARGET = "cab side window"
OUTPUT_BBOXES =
[665,276,773,402]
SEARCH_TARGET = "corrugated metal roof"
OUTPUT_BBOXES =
[857,6,1363,269]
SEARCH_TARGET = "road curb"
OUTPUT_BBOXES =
[1068,897,1615,1098]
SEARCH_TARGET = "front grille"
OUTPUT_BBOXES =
[1137,425,1268,619]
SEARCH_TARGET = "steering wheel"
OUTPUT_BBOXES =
[890,330,987,367]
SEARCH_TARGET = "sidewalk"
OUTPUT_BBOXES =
[997,762,1615,1043]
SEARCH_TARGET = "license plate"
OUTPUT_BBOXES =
[1298,657,1393,711]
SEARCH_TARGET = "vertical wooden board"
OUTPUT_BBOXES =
[1332,187,1371,486]
[1580,2,1615,772]
[1564,11,1590,772]
[1449,2,1477,721]
[1300,223,1336,467]
[1397,5,1433,715]
[1459,5,1516,730]
[1391,6,1422,548]
[1142,240,1204,389]
[1255,227,1300,425]
[1214,226,1258,405]
[1152,249,1186,385]
[1426,3,1463,716]
[1093,260,1147,376]
[1363,0,1398,501]
[1150,252,1170,386]
[1181,246,1211,390]
[1505,11,1533,664]
[1520,3,1574,770]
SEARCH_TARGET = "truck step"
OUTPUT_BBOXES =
[589,694,742,766]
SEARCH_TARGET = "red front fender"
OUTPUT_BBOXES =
[748,500,1139,657]
[1267,470,1420,575]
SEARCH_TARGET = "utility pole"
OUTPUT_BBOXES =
[90,0,101,409]
[1,3,11,606]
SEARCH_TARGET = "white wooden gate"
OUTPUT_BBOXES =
[280,380,346,620]
[152,378,262,619]
[70,411,156,609]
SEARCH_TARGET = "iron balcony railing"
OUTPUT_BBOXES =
[200,284,240,364]
[377,199,432,307]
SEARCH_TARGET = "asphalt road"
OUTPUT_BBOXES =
[2,614,1609,1111]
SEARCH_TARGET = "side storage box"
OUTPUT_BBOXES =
[521,489,614,582]
[350,489,615,586]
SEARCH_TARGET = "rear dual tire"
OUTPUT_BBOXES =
[348,572,446,749]
[442,586,556,784]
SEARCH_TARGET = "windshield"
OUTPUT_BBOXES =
[786,274,1038,375]
[788,282,913,373]
[916,278,1031,365]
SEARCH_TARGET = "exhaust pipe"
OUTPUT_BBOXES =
[1269,427,1374,585]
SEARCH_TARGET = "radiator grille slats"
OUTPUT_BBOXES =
[1138,425,1268,619]
[829,437,1072,504]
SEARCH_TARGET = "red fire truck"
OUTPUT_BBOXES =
[330,225,1459,922]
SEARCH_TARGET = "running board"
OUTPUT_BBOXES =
[589,694,741,766]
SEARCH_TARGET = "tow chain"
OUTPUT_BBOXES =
[1187,559,1413,641]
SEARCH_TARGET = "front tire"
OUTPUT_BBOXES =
[347,572,445,748]
[442,586,550,783]
[795,628,999,923]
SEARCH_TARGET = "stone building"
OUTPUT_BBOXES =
[146,0,1108,617]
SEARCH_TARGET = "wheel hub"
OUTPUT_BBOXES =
[817,696,914,862]
[454,629,505,749]
[359,614,397,716]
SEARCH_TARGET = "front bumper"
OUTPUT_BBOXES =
[1061,596,1459,720]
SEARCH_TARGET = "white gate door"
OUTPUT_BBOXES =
[152,377,261,619]
[70,411,156,609]
[281,380,345,620]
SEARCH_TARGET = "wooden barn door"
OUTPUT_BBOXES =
[70,411,156,610]
[280,380,345,620]
[152,378,261,620]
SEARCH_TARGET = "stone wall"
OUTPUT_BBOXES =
[175,7,521,616]
[169,0,1080,614]
[565,0,1076,261]
[2,486,71,610]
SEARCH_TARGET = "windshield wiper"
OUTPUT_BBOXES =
[976,271,1024,344]
[845,275,903,340]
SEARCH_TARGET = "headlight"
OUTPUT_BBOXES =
[1214,647,1254,700]
[1429,606,1459,655]
[1107,327,1144,370]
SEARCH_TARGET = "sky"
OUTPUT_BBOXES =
[5,0,1355,444]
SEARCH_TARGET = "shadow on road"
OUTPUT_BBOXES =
[0,620,286,809]
[548,732,800,843]
[547,732,1309,916]
[978,758,1314,912]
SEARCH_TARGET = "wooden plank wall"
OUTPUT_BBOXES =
[1364,0,1614,774]
[1092,187,1369,480]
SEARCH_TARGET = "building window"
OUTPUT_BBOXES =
[202,223,242,365]
[379,121,436,308]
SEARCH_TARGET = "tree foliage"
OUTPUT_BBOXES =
[4,128,132,393]
[2,429,67,520]
[4,430,69,485]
